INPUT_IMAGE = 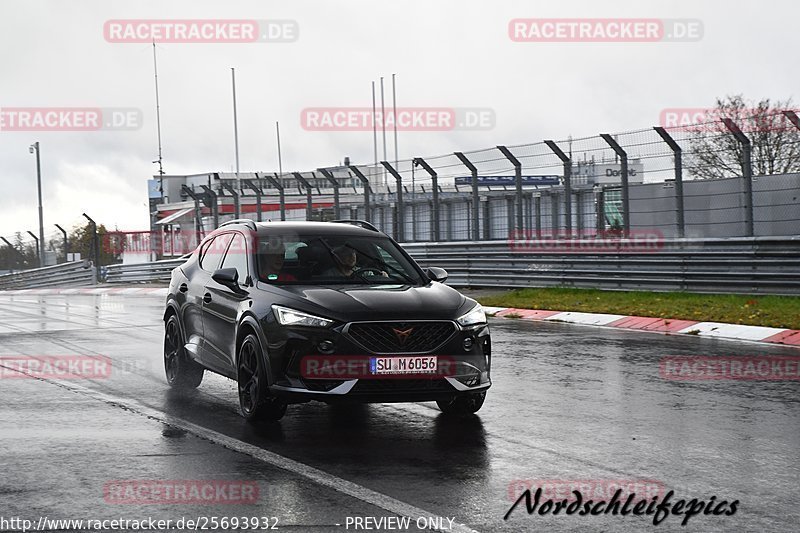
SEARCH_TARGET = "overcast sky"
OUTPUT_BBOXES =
[0,0,796,236]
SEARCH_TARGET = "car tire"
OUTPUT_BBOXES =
[237,333,287,422]
[164,314,204,389]
[436,391,486,415]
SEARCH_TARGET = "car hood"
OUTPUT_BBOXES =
[271,282,468,321]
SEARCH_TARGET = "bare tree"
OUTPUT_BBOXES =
[687,95,800,179]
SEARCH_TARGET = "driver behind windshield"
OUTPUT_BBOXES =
[323,245,387,279]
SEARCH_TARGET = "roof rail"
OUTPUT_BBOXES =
[331,219,380,232]
[218,219,258,230]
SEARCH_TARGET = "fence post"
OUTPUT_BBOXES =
[722,119,754,237]
[26,231,40,267]
[1,237,26,269]
[381,161,405,242]
[242,179,263,222]
[260,173,286,221]
[454,152,480,240]
[481,199,491,239]
[497,146,524,236]
[181,185,204,242]
[784,110,800,130]
[316,168,340,219]
[654,126,685,238]
[292,172,314,221]
[54,224,68,263]
[220,182,241,219]
[412,157,440,241]
[348,166,372,223]
[544,140,573,237]
[81,213,100,283]
[199,185,220,229]
[596,188,605,234]
[600,134,630,236]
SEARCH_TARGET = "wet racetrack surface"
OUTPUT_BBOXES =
[0,293,798,532]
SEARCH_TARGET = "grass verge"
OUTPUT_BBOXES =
[477,288,800,330]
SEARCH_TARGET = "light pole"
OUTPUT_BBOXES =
[26,231,40,267]
[82,213,100,282]
[29,142,45,264]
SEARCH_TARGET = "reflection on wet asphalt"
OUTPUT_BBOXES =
[0,293,798,532]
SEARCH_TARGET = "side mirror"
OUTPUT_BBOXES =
[425,267,448,283]
[212,267,240,289]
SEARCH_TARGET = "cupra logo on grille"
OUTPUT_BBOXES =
[392,327,415,346]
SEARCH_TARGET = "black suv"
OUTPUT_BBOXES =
[163,220,491,421]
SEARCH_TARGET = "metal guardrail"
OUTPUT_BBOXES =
[10,237,800,295]
[105,258,186,284]
[404,237,800,295]
[0,260,96,290]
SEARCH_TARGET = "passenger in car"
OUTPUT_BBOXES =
[259,241,297,282]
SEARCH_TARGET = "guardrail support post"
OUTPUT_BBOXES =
[454,152,480,241]
[292,172,314,221]
[600,134,630,236]
[544,140,573,237]
[242,179,264,222]
[654,126,685,238]
[412,157,440,241]
[348,166,372,223]
[497,146,524,237]
[722,118,754,237]
[381,161,405,242]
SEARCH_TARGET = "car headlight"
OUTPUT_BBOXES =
[272,305,333,327]
[457,304,487,327]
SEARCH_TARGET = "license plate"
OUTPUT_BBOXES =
[370,356,437,375]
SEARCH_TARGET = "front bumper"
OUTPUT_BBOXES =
[264,320,492,403]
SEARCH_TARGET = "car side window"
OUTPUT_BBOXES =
[220,233,249,283]
[200,234,232,272]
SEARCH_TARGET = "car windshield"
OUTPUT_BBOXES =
[255,233,425,286]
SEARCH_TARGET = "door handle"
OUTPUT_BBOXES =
[203,293,212,304]
[179,283,188,293]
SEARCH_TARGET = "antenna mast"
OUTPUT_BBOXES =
[152,41,164,177]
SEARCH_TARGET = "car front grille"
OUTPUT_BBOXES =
[345,321,456,354]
